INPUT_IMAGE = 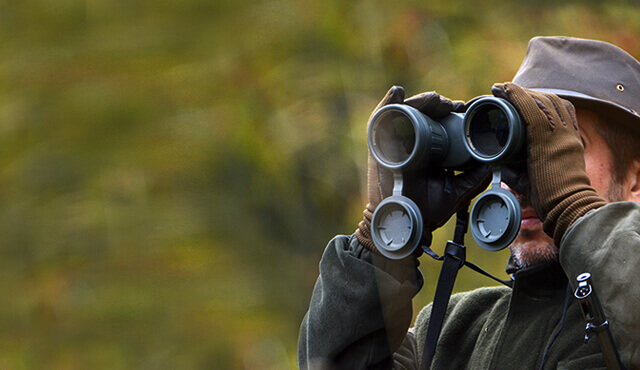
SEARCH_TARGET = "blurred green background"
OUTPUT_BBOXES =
[2,0,640,368]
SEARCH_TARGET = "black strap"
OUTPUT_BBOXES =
[420,206,469,370]
[422,249,512,288]
[420,241,466,370]
[463,260,513,288]
[419,206,512,369]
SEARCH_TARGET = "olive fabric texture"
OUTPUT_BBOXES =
[512,36,640,133]
[299,203,640,369]
[492,83,607,245]
[412,263,605,369]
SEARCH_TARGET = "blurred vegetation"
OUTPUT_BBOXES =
[1,0,640,368]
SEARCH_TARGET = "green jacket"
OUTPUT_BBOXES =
[299,202,640,369]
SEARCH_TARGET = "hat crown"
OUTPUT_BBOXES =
[513,36,640,124]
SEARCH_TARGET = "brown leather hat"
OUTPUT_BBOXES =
[512,36,640,131]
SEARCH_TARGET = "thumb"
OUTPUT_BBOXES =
[491,83,510,100]
[374,86,405,113]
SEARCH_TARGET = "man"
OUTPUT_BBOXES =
[299,36,640,369]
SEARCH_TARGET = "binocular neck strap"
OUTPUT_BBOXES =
[420,207,513,370]
[420,239,466,370]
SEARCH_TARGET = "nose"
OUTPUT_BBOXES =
[501,181,531,209]
[501,182,519,196]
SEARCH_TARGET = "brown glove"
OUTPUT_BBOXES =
[492,83,607,245]
[356,86,490,254]
[355,86,404,252]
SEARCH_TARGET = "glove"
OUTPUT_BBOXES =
[356,86,491,255]
[492,83,607,245]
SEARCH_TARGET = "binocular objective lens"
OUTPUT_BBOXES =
[375,111,416,164]
[469,106,510,157]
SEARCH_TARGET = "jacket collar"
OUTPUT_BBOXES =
[511,260,568,299]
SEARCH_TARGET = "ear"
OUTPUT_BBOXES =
[625,159,640,203]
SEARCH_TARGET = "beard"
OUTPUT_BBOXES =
[507,194,558,272]
[508,181,622,272]
[508,230,558,271]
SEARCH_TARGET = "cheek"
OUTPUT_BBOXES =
[584,148,614,196]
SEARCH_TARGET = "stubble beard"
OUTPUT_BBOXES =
[507,192,558,271]
[508,181,623,271]
[508,227,558,271]
[604,179,625,203]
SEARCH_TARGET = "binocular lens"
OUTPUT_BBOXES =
[468,106,509,157]
[374,111,416,164]
[464,97,523,163]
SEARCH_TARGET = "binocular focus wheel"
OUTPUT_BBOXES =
[470,188,521,252]
[371,196,423,260]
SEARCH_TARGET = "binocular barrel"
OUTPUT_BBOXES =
[367,97,524,170]
[368,96,526,257]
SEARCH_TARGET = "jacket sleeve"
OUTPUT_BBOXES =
[298,234,423,369]
[559,201,640,368]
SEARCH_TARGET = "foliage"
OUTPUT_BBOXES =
[1,0,639,368]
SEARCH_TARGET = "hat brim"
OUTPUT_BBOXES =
[531,88,640,133]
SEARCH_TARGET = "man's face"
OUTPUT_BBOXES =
[506,108,621,269]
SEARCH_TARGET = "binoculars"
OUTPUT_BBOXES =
[368,97,525,259]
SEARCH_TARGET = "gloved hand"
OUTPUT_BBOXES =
[492,83,607,245]
[356,86,491,255]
